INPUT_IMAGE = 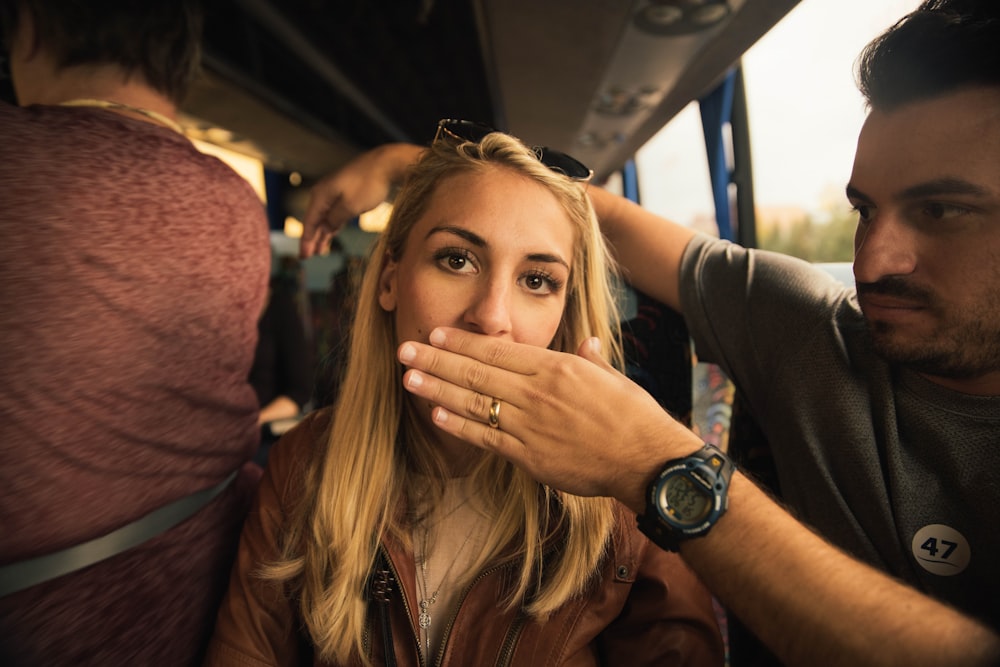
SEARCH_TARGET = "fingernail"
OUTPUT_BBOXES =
[399,343,416,363]
[432,407,448,425]
[429,328,446,346]
[589,337,602,354]
[405,370,423,389]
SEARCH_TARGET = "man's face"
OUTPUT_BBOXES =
[847,86,1000,394]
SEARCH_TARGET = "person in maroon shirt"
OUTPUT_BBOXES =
[0,2,269,665]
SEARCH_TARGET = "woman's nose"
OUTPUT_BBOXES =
[463,279,513,336]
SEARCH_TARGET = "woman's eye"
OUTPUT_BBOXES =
[435,247,477,273]
[520,271,563,295]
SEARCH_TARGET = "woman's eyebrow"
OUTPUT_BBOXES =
[426,225,486,247]
[527,252,569,270]
[427,225,570,269]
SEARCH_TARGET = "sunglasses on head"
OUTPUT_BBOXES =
[434,119,593,182]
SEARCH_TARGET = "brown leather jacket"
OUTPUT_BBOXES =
[206,411,724,666]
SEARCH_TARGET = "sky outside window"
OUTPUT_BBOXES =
[635,0,923,231]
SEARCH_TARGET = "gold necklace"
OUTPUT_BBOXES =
[58,98,184,134]
[416,522,475,657]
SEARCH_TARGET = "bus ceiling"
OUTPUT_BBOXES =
[184,0,800,185]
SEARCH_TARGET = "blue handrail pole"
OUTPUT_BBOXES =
[622,157,641,204]
[699,65,757,246]
[699,68,736,241]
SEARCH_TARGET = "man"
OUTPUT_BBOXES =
[300,1,1000,664]
[0,2,269,664]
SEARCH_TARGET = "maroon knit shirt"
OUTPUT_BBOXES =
[0,102,270,666]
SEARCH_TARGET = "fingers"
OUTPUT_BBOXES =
[398,329,622,425]
[426,404,527,462]
[400,353,530,443]
[402,366,497,422]
[300,184,338,258]
[301,186,356,258]
[300,228,328,259]
[398,338,542,427]
[576,336,616,372]
[402,360,531,468]
[302,185,335,233]
[424,327,557,376]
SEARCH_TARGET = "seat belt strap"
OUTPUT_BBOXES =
[0,470,238,597]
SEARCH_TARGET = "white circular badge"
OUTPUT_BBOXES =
[910,524,970,576]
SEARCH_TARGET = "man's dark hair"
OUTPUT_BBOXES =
[857,0,1000,111]
[0,0,203,104]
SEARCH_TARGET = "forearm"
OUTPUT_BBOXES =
[587,186,698,311]
[371,142,425,183]
[681,474,1000,667]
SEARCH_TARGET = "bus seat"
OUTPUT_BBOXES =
[621,289,692,427]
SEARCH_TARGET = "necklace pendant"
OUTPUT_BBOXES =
[418,599,432,629]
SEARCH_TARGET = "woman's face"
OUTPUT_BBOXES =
[379,166,575,351]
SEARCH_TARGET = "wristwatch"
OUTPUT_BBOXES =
[637,443,735,552]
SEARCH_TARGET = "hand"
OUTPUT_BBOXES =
[299,143,424,258]
[257,395,300,426]
[397,327,703,512]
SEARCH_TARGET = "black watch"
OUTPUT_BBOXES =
[637,443,735,552]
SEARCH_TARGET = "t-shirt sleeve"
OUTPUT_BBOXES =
[679,235,851,411]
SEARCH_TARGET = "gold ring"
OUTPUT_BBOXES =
[488,398,501,429]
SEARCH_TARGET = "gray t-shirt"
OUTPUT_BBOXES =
[680,234,999,629]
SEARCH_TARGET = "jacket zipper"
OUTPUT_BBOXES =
[370,545,426,667]
[489,535,565,666]
[494,614,526,667]
[431,561,509,666]
[374,549,398,667]
[433,542,560,667]
[428,503,568,665]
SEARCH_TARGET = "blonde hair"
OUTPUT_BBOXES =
[267,133,624,663]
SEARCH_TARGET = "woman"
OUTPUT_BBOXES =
[206,123,723,666]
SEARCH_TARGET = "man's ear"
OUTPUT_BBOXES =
[378,255,398,312]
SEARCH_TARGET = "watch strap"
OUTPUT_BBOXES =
[636,510,683,552]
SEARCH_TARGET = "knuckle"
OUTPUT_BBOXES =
[415,346,442,374]
[453,412,480,441]
[481,423,504,450]
[462,361,491,393]
[483,339,511,367]
[464,391,491,419]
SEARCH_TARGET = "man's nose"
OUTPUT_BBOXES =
[853,211,917,284]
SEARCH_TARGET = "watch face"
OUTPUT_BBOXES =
[663,475,712,525]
